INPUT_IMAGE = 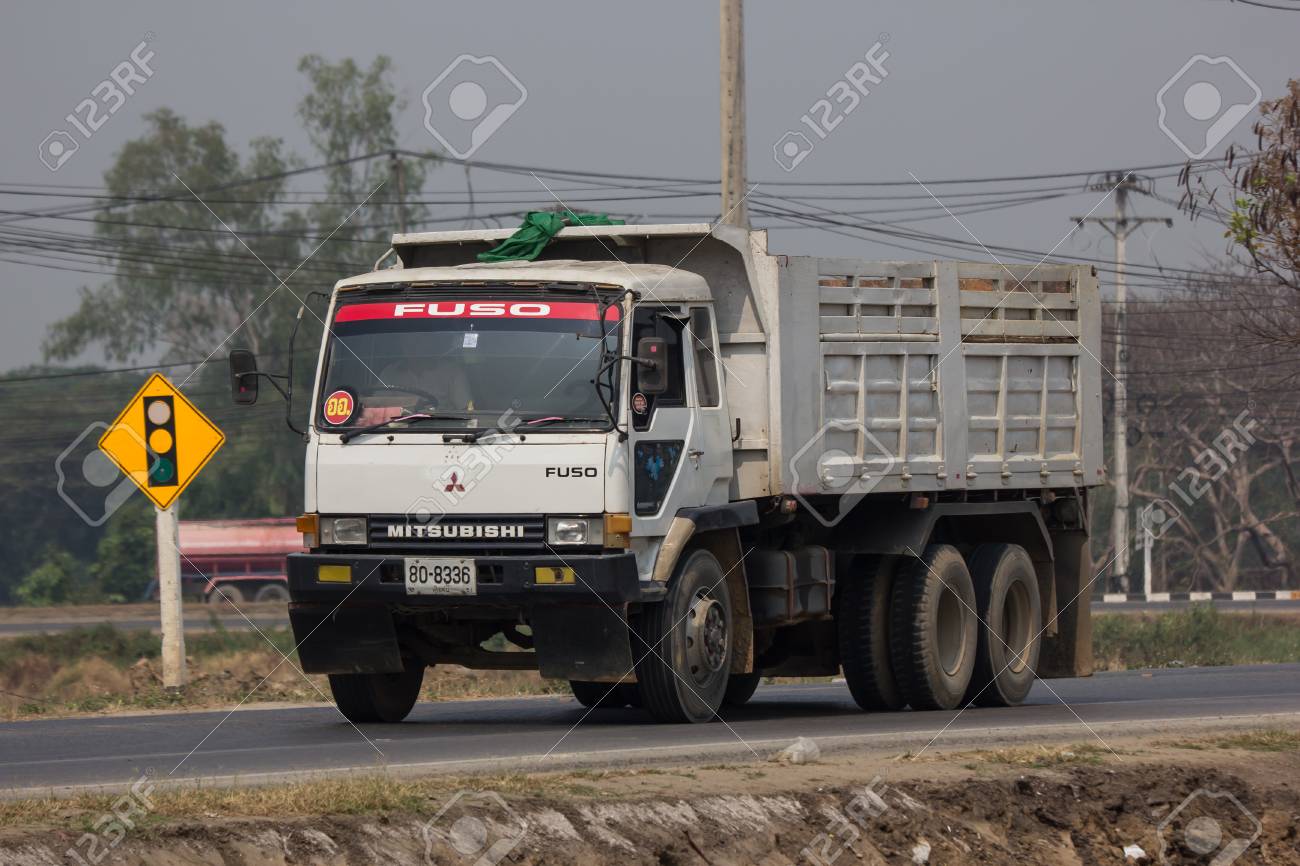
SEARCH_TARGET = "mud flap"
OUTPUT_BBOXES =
[289,603,405,674]
[1037,529,1094,678]
[531,607,636,682]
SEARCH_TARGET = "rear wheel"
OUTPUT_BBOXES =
[569,680,628,709]
[722,672,762,707]
[253,583,290,603]
[328,665,425,723]
[889,545,978,711]
[964,544,1042,707]
[633,549,732,723]
[837,555,904,711]
[206,583,245,607]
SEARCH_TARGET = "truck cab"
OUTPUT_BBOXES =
[231,223,1100,724]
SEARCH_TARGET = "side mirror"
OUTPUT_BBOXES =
[636,337,669,395]
[229,349,259,405]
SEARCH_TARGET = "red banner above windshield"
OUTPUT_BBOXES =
[334,300,618,322]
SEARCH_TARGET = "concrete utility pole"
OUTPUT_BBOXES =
[1073,172,1171,592]
[155,502,186,688]
[720,0,749,227]
[390,151,408,235]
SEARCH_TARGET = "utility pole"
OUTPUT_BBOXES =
[720,0,749,227]
[155,502,186,689]
[1073,172,1171,592]
[390,151,408,235]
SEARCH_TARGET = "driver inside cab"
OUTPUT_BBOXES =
[358,356,472,424]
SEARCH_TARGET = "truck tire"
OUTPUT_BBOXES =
[206,583,245,607]
[569,680,628,709]
[633,548,732,723]
[254,583,290,603]
[327,665,425,723]
[723,672,762,707]
[964,544,1042,707]
[889,545,978,711]
[837,555,904,711]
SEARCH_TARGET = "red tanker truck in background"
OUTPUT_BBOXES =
[146,518,303,605]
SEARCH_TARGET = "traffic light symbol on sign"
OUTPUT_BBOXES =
[98,373,224,510]
[144,395,178,488]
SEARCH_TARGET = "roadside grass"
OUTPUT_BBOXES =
[1092,605,1300,670]
[0,621,564,721]
[0,769,623,830]
[0,619,293,670]
[954,743,1112,770]
[1168,728,1300,753]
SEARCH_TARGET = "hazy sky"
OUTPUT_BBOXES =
[1,0,1296,371]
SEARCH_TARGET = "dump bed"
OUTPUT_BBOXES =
[387,223,1104,501]
[752,253,1103,501]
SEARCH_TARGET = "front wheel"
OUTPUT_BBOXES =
[328,666,425,723]
[722,672,762,707]
[633,549,733,723]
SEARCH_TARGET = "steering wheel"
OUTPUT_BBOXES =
[376,384,441,411]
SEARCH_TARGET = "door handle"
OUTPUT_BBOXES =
[688,449,705,459]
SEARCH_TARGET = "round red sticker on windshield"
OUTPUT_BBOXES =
[323,389,355,425]
[632,393,648,414]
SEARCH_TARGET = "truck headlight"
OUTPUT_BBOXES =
[547,517,603,546]
[321,517,367,545]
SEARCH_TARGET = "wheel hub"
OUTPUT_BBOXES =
[685,593,728,681]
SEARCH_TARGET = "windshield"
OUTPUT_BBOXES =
[317,293,621,431]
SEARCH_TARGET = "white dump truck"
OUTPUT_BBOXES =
[229,223,1102,724]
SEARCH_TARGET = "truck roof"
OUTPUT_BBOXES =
[338,257,713,303]
[335,222,741,302]
[390,222,716,248]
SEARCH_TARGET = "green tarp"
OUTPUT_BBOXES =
[476,210,625,263]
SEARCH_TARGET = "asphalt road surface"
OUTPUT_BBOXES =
[4,599,1297,637]
[0,615,289,637]
[2,664,1298,795]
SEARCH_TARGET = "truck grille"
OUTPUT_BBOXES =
[366,514,545,554]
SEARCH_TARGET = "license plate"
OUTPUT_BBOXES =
[403,558,476,595]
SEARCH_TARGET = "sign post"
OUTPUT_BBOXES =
[99,373,226,691]
[155,502,185,688]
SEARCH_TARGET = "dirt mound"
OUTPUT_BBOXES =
[3,763,1297,865]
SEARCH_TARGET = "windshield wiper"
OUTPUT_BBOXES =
[521,415,608,427]
[338,412,471,443]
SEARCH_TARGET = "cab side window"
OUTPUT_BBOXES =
[689,306,720,408]
[631,307,686,431]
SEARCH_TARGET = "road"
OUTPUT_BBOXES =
[2,663,1297,795]
[0,612,288,637]
[4,599,1297,637]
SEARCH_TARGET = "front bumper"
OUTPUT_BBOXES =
[286,551,652,678]
[286,550,657,605]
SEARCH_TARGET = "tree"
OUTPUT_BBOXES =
[34,54,434,531]
[15,547,90,606]
[1181,79,1300,347]
[296,55,433,267]
[42,109,310,364]
[92,499,156,602]
[1121,272,1300,591]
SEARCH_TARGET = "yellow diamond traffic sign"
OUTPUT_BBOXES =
[98,373,225,510]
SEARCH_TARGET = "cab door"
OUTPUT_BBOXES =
[626,305,732,538]
[684,305,733,505]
